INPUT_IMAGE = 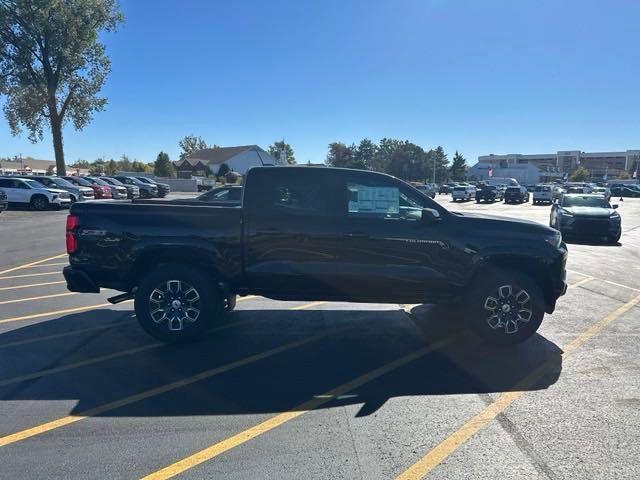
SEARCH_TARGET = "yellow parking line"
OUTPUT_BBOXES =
[0,281,66,292]
[140,335,459,480]
[22,262,67,268]
[0,272,62,281]
[394,293,640,480]
[568,276,593,289]
[0,324,334,448]
[0,254,66,276]
[0,292,78,305]
[0,302,127,325]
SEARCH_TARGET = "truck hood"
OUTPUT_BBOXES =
[452,211,554,234]
[563,206,614,218]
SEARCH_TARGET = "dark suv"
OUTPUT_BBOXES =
[504,186,530,204]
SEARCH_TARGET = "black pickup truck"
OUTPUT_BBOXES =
[64,166,567,345]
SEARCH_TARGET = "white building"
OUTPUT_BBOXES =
[174,145,281,177]
[474,149,640,181]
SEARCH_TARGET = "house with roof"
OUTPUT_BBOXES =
[173,145,281,177]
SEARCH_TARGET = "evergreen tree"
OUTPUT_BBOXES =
[154,152,175,177]
[449,151,468,181]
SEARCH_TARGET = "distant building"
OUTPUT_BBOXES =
[471,150,640,183]
[174,145,281,177]
[0,158,89,176]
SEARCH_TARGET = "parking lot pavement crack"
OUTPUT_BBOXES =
[342,405,365,480]
[477,392,559,480]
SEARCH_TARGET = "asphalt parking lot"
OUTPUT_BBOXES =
[1,194,639,479]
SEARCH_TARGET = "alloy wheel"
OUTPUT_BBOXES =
[149,280,201,331]
[483,284,533,334]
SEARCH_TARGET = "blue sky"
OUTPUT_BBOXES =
[2,0,640,165]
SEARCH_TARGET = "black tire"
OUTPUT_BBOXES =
[466,268,545,346]
[134,265,220,343]
[224,294,237,312]
[30,195,49,211]
[476,198,480,203]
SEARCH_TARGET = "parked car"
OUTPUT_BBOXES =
[610,185,640,198]
[413,184,436,199]
[564,182,593,193]
[113,175,158,198]
[451,185,475,202]
[475,184,503,203]
[0,188,7,213]
[63,166,567,346]
[85,177,128,199]
[504,186,530,204]
[532,185,553,205]
[591,186,611,201]
[552,186,565,202]
[22,175,95,203]
[195,185,243,204]
[135,177,170,197]
[63,176,112,199]
[438,184,454,194]
[99,176,140,199]
[0,176,71,210]
[550,194,621,243]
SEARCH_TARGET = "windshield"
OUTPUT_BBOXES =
[65,176,92,186]
[562,196,611,208]
[136,177,154,184]
[87,177,110,186]
[22,179,44,189]
[50,177,75,188]
[102,177,122,186]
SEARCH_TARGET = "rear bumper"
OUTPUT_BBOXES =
[63,266,100,293]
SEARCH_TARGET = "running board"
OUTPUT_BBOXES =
[107,292,134,304]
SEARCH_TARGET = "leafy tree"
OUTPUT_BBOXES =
[106,158,118,175]
[217,163,230,180]
[449,151,467,181]
[70,159,90,169]
[153,151,175,177]
[353,138,377,170]
[268,140,296,164]
[118,154,132,172]
[618,170,631,180]
[326,142,359,168]
[89,158,106,175]
[130,160,148,172]
[178,135,214,160]
[370,138,402,173]
[0,0,124,176]
[570,166,590,182]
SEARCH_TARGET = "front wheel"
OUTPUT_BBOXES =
[134,265,220,343]
[466,268,544,346]
[30,195,49,211]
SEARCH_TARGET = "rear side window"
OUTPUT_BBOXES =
[252,171,331,216]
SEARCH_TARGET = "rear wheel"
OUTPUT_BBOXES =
[134,265,220,343]
[466,268,544,346]
[30,195,49,211]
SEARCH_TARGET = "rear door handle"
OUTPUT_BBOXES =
[344,231,370,239]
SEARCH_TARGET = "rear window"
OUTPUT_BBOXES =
[453,187,465,191]
[506,187,521,192]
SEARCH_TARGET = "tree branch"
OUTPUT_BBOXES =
[59,85,78,118]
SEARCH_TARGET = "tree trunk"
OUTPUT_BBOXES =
[50,115,66,176]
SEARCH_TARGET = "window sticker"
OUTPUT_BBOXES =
[348,184,399,214]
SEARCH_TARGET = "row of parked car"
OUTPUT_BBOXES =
[0,174,171,211]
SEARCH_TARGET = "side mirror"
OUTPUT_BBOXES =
[612,204,618,209]
[422,208,441,222]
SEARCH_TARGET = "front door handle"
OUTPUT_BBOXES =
[344,231,370,239]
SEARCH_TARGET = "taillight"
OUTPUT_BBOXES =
[66,215,79,253]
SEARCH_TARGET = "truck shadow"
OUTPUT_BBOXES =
[0,304,562,418]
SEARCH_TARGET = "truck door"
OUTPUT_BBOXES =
[331,171,455,303]
[243,168,342,296]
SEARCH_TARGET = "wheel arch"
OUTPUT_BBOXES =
[470,255,555,313]
[128,246,232,295]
